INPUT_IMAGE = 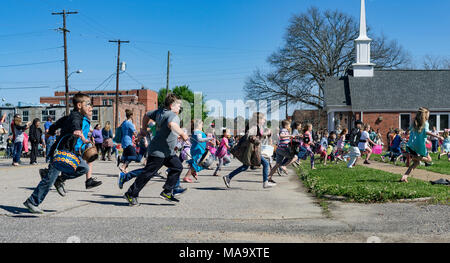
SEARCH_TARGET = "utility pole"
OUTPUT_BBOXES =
[166,50,170,98]
[109,40,129,129]
[52,10,78,116]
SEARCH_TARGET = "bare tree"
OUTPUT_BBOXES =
[423,55,450,69]
[245,7,411,110]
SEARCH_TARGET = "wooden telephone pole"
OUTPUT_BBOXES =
[165,51,170,98]
[109,40,129,129]
[52,10,78,116]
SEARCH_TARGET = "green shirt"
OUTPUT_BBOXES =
[407,121,430,156]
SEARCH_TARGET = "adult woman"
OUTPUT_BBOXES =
[11,114,31,166]
[183,119,212,183]
[29,118,44,165]
[91,124,103,160]
[101,121,113,161]
[430,126,440,153]
[224,112,274,189]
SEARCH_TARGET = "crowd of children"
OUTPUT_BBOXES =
[0,94,447,215]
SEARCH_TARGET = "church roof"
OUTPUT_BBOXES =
[324,69,450,112]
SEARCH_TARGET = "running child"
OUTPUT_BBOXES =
[438,130,450,161]
[401,107,444,183]
[123,93,189,205]
[23,93,95,214]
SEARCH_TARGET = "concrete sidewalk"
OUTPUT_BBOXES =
[363,160,450,182]
[0,156,448,242]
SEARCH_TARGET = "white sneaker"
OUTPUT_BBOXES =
[263,181,276,188]
[223,175,231,188]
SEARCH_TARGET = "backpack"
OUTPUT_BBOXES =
[349,128,361,147]
[113,122,124,144]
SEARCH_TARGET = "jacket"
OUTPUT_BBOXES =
[47,110,85,158]
[230,134,261,166]
[29,125,43,144]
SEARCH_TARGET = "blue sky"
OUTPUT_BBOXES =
[1,0,449,117]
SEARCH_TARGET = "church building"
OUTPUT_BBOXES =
[324,0,450,139]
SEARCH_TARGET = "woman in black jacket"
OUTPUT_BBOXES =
[29,118,44,165]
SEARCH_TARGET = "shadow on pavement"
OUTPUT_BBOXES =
[80,200,176,207]
[0,205,56,215]
[192,187,227,191]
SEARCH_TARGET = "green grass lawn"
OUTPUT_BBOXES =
[369,152,450,175]
[297,162,449,204]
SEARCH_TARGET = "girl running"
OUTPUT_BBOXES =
[438,130,450,161]
[401,107,444,183]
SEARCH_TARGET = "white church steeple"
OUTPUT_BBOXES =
[353,0,375,77]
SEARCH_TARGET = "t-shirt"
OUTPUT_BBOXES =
[121,120,136,148]
[407,122,430,157]
[277,128,290,148]
[74,116,91,152]
[358,131,370,150]
[44,121,52,133]
[146,108,180,158]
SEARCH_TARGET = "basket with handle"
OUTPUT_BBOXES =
[52,135,81,175]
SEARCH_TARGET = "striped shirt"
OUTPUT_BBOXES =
[278,128,290,148]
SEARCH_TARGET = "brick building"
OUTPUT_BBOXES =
[291,110,328,130]
[40,87,157,128]
[40,87,158,112]
[323,0,450,144]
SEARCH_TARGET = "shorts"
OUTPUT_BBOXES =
[275,147,292,164]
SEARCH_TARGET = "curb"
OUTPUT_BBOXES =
[321,194,433,203]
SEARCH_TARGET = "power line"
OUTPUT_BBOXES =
[0,86,50,90]
[0,46,63,56]
[0,60,62,68]
[92,72,117,91]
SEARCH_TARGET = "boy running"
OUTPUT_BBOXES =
[122,93,189,206]
[24,93,95,214]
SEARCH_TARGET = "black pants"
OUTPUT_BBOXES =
[30,142,39,164]
[126,155,183,198]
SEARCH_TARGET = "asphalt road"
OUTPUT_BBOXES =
[0,157,448,243]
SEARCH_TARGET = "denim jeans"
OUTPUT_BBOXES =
[126,155,183,197]
[13,142,23,163]
[228,154,269,182]
[27,159,89,206]
[45,138,55,163]
[431,140,439,153]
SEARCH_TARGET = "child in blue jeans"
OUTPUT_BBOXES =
[23,93,94,214]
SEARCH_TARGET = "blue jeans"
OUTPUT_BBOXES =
[431,140,439,153]
[27,159,89,206]
[228,155,269,182]
[13,142,23,163]
[45,138,55,163]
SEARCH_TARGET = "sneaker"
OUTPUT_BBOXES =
[39,168,49,180]
[364,160,371,165]
[160,191,180,202]
[54,177,66,197]
[223,175,231,188]
[425,162,433,167]
[263,181,276,188]
[123,192,140,206]
[118,172,126,189]
[268,178,277,184]
[12,162,19,166]
[380,156,385,162]
[85,177,102,189]
[173,187,188,196]
[23,200,44,214]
